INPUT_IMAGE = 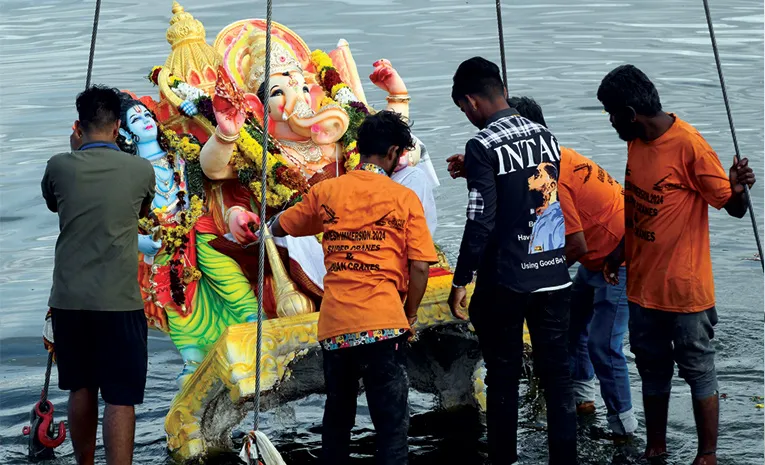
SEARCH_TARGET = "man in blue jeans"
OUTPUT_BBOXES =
[508,96,637,437]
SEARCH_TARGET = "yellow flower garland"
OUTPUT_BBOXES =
[310,49,334,73]
[344,141,360,171]
[140,195,205,250]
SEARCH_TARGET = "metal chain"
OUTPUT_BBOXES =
[701,0,764,270]
[85,0,103,89]
[255,0,274,433]
[495,0,508,89]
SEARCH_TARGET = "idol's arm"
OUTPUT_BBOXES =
[200,136,237,180]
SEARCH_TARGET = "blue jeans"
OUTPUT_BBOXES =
[569,265,636,435]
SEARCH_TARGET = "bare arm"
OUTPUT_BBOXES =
[199,136,237,180]
[404,260,430,319]
[270,213,287,238]
[565,231,588,267]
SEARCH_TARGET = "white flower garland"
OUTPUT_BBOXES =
[172,82,206,102]
[333,86,359,106]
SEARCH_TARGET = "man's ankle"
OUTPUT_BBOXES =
[691,451,717,465]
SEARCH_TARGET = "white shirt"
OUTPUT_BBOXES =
[391,165,438,237]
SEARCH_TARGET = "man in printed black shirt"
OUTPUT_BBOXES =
[447,57,576,465]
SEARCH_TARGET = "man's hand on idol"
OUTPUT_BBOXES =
[448,285,469,320]
[729,156,756,195]
[446,154,465,179]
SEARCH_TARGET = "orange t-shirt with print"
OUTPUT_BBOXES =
[279,168,439,340]
[624,116,732,313]
[558,146,625,271]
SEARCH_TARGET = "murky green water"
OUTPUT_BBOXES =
[1,0,763,463]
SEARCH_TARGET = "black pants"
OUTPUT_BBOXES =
[321,336,409,465]
[470,282,577,465]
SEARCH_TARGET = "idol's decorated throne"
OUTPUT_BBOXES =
[130,3,526,462]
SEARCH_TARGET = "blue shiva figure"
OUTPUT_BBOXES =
[528,161,565,254]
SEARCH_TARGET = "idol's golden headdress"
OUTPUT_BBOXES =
[244,30,303,92]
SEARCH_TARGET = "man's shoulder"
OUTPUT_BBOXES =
[474,114,548,149]
[673,118,715,154]
[47,151,73,167]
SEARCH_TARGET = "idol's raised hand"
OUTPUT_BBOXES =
[369,59,407,96]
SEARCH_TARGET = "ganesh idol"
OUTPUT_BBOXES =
[197,26,423,315]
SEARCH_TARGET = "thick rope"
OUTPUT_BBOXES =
[85,0,103,88]
[495,0,508,89]
[39,352,54,408]
[255,0,274,433]
[701,0,764,269]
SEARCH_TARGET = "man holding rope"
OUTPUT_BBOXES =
[597,64,756,465]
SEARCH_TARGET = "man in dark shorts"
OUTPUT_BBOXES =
[42,85,155,465]
[447,57,576,465]
[597,64,756,465]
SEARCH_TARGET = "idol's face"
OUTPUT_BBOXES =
[126,104,158,142]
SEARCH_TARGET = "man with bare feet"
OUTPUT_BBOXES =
[42,85,155,465]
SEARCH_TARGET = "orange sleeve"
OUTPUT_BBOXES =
[558,182,583,235]
[405,193,438,263]
[279,188,324,237]
[688,149,732,210]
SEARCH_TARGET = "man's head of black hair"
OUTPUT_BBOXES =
[356,110,415,176]
[451,57,509,129]
[74,85,122,143]
[597,64,663,142]
[507,96,547,128]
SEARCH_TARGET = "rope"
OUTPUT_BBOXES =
[495,0,508,89]
[85,0,103,88]
[255,0,274,433]
[701,0,764,270]
[39,352,54,408]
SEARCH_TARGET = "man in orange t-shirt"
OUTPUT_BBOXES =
[271,111,438,465]
[598,64,756,465]
[508,96,637,438]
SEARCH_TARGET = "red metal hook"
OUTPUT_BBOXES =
[33,400,66,448]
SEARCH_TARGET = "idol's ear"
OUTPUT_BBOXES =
[244,93,275,133]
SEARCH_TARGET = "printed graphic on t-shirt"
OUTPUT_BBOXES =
[323,227,389,273]
[527,162,565,254]
[624,174,665,244]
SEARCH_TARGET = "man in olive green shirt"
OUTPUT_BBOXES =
[41,85,154,465]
